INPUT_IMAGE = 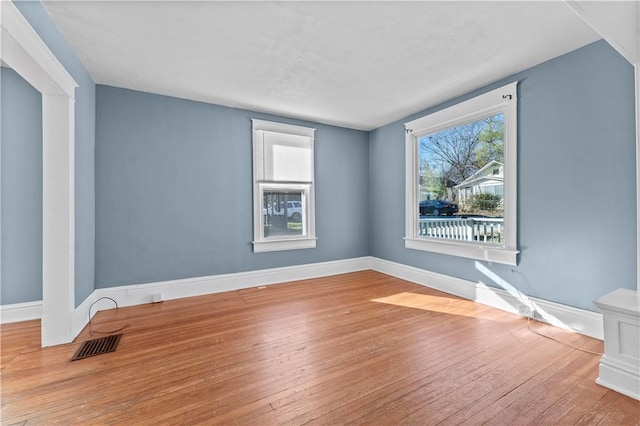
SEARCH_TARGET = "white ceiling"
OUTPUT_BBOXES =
[41,1,605,130]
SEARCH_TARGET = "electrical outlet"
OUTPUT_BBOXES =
[518,305,533,317]
[518,304,542,320]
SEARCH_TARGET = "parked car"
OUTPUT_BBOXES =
[419,200,459,216]
[264,200,302,221]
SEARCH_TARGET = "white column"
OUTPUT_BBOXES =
[41,93,75,347]
[636,64,640,292]
[595,289,640,400]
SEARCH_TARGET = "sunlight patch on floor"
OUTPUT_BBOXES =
[371,292,490,319]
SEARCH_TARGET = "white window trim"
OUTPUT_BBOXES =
[251,119,316,253]
[404,82,519,265]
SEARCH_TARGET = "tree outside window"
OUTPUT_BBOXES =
[419,113,504,217]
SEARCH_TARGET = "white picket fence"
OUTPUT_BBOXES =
[418,216,504,244]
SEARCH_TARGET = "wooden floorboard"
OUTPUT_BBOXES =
[1,271,638,425]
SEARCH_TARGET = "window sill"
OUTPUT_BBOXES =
[253,237,317,253]
[404,237,518,265]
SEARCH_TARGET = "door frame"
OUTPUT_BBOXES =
[1,0,77,346]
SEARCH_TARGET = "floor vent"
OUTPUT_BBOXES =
[71,334,122,361]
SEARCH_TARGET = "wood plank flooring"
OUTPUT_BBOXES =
[2,271,639,425]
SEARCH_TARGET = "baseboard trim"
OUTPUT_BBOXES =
[597,356,640,400]
[0,300,43,324]
[1,256,603,341]
[370,257,603,340]
[94,256,372,310]
[0,257,372,327]
[72,290,98,339]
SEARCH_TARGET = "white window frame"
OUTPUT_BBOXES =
[252,119,316,253]
[404,82,519,265]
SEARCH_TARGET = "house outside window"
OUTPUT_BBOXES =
[404,82,519,265]
[455,160,504,211]
[252,119,316,252]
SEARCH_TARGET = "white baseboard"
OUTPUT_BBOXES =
[597,356,640,400]
[0,257,372,327]
[72,290,98,338]
[71,257,371,336]
[595,290,640,400]
[94,256,372,309]
[1,256,602,341]
[370,257,603,340]
[0,300,43,324]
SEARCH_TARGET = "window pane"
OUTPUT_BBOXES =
[418,113,505,245]
[263,191,304,238]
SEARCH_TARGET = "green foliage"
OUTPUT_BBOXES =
[419,161,447,199]
[475,116,504,167]
[432,178,447,199]
[471,193,501,211]
[420,113,504,186]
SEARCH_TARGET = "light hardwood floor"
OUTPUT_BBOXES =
[2,271,639,425]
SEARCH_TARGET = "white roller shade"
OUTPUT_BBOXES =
[255,130,313,182]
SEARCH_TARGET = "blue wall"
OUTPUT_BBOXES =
[369,40,636,311]
[1,2,636,317]
[95,86,369,287]
[1,68,43,304]
[6,0,96,306]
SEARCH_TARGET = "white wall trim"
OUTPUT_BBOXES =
[0,290,99,343]
[0,1,77,97]
[93,257,372,309]
[1,290,101,344]
[1,258,372,332]
[597,357,640,401]
[403,82,518,266]
[0,301,43,324]
[72,290,98,339]
[1,257,603,342]
[635,64,640,294]
[41,93,76,347]
[563,1,639,66]
[594,289,640,400]
[251,119,317,253]
[1,0,78,347]
[370,257,603,340]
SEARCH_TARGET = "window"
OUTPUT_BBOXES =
[252,119,316,252]
[404,82,518,265]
